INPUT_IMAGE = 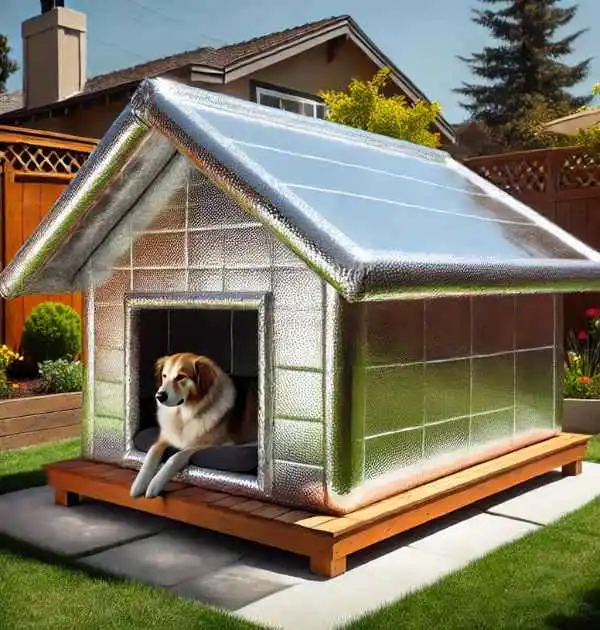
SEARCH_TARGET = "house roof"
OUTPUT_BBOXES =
[0,15,455,141]
[0,90,24,115]
[2,77,600,302]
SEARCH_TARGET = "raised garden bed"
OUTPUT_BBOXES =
[0,392,82,451]
[562,398,600,435]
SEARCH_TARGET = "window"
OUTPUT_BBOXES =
[256,86,327,119]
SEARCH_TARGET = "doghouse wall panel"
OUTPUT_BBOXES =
[84,156,327,506]
[328,293,559,501]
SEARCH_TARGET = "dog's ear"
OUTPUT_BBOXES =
[154,356,168,387]
[193,358,216,397]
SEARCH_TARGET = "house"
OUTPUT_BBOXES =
[0,3,455,144]
[2,78,599,515]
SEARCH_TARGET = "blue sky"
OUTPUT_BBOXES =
[1,0,598,123]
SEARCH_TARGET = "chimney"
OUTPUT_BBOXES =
[22,1,87,109]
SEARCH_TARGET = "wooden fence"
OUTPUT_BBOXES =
[465,146,600,335]
[0,125,97,350]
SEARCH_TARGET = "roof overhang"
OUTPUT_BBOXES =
[190,17,456,144]
[543,108,600,135]
[2,78,600,302]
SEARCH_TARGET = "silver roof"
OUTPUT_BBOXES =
[2,77,600,302]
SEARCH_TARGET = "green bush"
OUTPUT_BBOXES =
[0,369,12,397]
[38,359,83,394]
[21,302,81,364]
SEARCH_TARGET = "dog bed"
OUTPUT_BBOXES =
[133,427,258,474]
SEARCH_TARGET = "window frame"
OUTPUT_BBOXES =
[251,81,327,119]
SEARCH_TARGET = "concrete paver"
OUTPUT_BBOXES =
[0,486,168,555]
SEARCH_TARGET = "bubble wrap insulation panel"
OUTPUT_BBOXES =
[322,290,562,512]
[85,157,327,509]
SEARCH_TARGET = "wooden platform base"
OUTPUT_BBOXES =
[44,432,590,578]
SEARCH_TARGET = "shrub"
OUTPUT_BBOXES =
[38,359,83,394]
[0,369,12,397]
[21,302,81,364]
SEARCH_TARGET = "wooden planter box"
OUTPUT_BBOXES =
[0,392,82,451]
[562,398,600,435]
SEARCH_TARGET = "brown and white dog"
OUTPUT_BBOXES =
[130,352,257,499]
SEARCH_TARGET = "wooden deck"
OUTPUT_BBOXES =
[44,432,590,578]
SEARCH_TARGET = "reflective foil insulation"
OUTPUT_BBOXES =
[0,78,597,514]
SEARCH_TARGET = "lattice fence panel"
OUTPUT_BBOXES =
[0,142,88,174]
[469,158,547,196]
[558,151,600,190]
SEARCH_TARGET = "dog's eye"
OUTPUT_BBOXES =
[175,374,185,382]
[162,374,166,379]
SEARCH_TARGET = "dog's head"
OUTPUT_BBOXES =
[154,353,218,408]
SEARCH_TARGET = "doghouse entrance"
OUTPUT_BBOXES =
[124,293,268,480]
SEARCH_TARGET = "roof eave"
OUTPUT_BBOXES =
[205,17,455,143]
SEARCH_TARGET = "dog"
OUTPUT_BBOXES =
[130,352,257,499]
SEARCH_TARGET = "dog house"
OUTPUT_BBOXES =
[3,78,600,516]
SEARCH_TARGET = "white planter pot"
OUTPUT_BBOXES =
[562,398,600,435]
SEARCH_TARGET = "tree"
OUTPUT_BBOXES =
[0,34,18,93]
[455,0,592,152]
[319,68,443,149]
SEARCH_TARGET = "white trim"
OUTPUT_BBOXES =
[255,86,326,118]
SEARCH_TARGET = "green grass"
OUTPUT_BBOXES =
[3,436,600,629]
[342,496,600,630]
[584,433,600,463]
[0,440,262,630]
[0,437,80,495]
[341,435,600,630]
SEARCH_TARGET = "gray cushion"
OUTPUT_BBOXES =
[133,427,258,473]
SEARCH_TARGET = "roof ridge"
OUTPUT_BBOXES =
[83,15,350,89]
[215,15,349,52]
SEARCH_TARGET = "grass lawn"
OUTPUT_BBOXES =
[2,435,600,629]
[0,439,263,630]
[342,434,600,630]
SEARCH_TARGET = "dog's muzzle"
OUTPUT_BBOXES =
[155,388,184,407]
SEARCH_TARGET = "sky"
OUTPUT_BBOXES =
[1,0,599,124]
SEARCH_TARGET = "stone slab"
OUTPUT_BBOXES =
[481,462,600,525]
[79,525,246,586]
[0,486,168,556]
[408,511,539,562]
[171,562,297,610]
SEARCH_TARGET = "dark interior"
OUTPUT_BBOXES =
[133,307,259,474]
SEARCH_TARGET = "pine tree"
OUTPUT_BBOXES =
[0,34,18,94]
[455,0,592,151]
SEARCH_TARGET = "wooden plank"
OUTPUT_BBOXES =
[0,393,82,420]
[0,124,98,149]
[0,424,80,450]
[330,443,587,557]
[319,433,588,534]
[45,463,334,560]
[0,408,80,437]
[43,433,591,580]
[3,166,24,350]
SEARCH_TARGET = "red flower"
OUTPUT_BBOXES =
[586,307,600,319]
[578,330,589,341]
[579,376,592,385]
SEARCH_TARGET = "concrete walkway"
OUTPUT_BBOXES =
[1,463,600,630]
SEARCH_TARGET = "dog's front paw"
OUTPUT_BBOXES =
[130,475,148,498]
[144,477,165,499]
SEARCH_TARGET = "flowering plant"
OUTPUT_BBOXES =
[0,344,22,371]
[564,307,600,398]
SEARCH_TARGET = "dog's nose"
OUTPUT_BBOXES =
[155,390,168,403]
